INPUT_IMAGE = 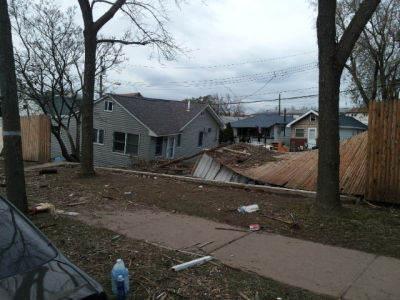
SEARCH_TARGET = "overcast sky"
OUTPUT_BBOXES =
[74,1,353,113]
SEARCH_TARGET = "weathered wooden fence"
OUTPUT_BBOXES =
[20,115,51,163]
[365,100,400,204]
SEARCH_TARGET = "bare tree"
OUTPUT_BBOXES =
[336,0,400,106]
[10,0,124,162]
[316,0,381,213]
[77,0,186,176]
[0,0,28,214]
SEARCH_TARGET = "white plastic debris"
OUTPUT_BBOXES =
[63,212,80,216]
[237,204,259,213]
[199,185,203,188]
[69,194,74,197]
[124,192,131,195]
[172,256,213,271]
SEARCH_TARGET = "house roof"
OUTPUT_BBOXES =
[230,113,295,128]
[107,95,224,136]
[36,96,80,116]
[339,115,368,129]
[219,115,247,124]
[286,110,368,130]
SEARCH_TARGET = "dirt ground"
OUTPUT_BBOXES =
[1,153,399,299]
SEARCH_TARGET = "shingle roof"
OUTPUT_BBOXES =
[230,113,295,128]
[110,95,213,136]
[339,115,368,129]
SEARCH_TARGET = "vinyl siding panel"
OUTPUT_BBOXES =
[93,99,151,167]
[174,109,220,161]
[50,116,79,160]
[339,128,365,141]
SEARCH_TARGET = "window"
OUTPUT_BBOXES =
[208,127,212,133]
[310,114,316,121]
[104,100,113,112]
[113,132,139,155]
[155,137,163,156]
[200,111,205,117]
[198,131,204,147]
[93,129,104,144]
[177,134,181,147]
[295,128,304,137]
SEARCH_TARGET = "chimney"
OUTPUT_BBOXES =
[187,100,190,111]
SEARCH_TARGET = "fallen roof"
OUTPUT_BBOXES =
[202,131,367,196]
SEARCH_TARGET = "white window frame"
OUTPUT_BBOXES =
[177,134,181,148]
[198,131,204,147]
[155,137,163,156]
[295,128,305,138]
[93,128,105,145]
[310,114,316,121]
[113,131,139,155]
[104,100,113,112]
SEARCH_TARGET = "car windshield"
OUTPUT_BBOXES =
[0,197,57,279]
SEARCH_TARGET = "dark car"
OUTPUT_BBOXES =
[0,195,108,300]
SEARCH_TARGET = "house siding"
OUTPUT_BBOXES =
[272,125,291,145]
[50,117,79,160]
[93,100,151,167]
[290,114,319,139]
[339,128,365,141]
[174,109,219,161]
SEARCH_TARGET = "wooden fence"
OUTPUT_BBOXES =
[365,100,400,204]
[20,115,51,163]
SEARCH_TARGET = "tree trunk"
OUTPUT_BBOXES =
[80,30,97,175]
[316,0,381,213]
[0,0,28,215]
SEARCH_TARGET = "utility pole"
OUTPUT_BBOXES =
[0,0,28,214]
[278,94,281,115]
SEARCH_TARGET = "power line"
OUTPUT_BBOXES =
[126,50,317,69]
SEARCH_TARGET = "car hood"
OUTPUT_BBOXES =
[0,257,106,300]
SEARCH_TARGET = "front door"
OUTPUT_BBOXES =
[166,136,175,158]
[307,128,317,148]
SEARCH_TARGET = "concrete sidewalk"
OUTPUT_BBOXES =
[77,209,400,300]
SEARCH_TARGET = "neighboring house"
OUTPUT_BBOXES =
[92,94,225,167]
[230,114,295,146]
[286,110,368,149]
[345,107,369,125]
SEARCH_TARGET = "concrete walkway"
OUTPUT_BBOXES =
[76,208,400,300]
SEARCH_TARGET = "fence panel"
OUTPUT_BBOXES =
[365,100,400,204]
[20,115,51,163]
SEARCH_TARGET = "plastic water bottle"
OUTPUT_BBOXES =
[116,275,126,300]
[111,259,129,295]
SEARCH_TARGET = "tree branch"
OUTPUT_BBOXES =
[97,38,150,45]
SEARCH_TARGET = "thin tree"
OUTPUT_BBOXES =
[0,0,28,214]
[77,0,186,176]
[316,0,381,212]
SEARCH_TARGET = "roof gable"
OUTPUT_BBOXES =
[286,110,367,130]
[286,110,318,127]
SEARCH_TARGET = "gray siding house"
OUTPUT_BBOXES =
[92,94,225,167]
